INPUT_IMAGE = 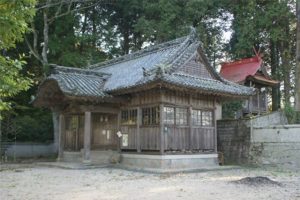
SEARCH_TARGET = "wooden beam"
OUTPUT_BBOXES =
[83,111,91,162]
[160,104,165,154]
[57,113,65,161]
[79,105,120,114]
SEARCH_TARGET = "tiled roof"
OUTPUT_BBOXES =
[45,65,109,97]
[164,73,254,96]
[108,70,254,97]
[94,35,198,91]
[36,28,255,103]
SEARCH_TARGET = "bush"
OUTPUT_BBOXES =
[222,101,243,119]
[283,104,297,124]
[1,108,53,143]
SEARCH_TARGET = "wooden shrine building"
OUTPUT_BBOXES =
[220,56,279,116]
[34,29,254,171]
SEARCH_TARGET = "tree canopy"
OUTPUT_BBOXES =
[0,0,36,112]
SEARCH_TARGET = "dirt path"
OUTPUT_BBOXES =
[1,165,299,200]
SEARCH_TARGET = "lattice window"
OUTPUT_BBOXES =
[202,111,213,127]
[163,106,175,124]
[192,109,201,126]
[121,109,137,125]
[142,106,160,125]
[70,116,79,131]
[176,108,188,125]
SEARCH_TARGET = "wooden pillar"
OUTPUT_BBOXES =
[265,89,268,112]
[257,90,260,115]
[213,98,218,153]
[57,114,65,161]
[160,104,165,154]
[117,111,121,153]
[52,111,59,154]
[83,111,91,162]
[188,106,193,151]
[249,81,253,114]
[188,95,193,151]
[136,107,141,153]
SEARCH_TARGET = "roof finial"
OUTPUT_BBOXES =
[143,67,150,77]
[189,26,198,41]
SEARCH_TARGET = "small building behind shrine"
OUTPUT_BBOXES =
[220,56,279,116]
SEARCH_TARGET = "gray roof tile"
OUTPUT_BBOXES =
[47,67,108,97]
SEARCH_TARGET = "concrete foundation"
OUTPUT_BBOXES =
[120,153,219,172]
[63,150,120,165]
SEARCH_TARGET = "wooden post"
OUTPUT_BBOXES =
[117,111,121,153]
[249,81,253,114]
[188,106,193,151]
[83,111,91,163]
[160,104,165,154]
[57,114,65,161]
[213,98,218,153]
[52,111,59,154]
[188,95,193,151]
[257,90,260,115]
[136,107,141,153]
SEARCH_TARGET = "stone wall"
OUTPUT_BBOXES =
[250,125,300,169]
[217,111,288,165]
[4,143,56,159]
[217,119,251,164]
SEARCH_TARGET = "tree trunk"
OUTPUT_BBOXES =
[80,10,88,53]
[295,1,300,112]
[91,7,97,48]
[294,0,300,123]
[281,22,291,106]
[42,8,49,66]
[123,30,130,54]
[270,40,280,111]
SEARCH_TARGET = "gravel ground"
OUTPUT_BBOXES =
[0,164,300,200]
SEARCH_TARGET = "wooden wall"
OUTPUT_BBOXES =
[91,113,118,150]
[64,115,84,151]
[62,89,217,153]
[177,52,212,79]
[121,89,216,153]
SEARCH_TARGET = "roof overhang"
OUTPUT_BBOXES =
[246,74,279,87]
[33,78,125,108]
[107,76,255,100]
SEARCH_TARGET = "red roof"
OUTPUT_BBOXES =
[220,56,263,83]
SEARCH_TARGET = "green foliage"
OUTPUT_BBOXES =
[0,0,36,49]
[0,0,36,112]
[1,107,53,143]
[222,101,243,119]
[0,57,32,111]
[283,103,297,124]
[14,109,53,142]
[134,0,226,62]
